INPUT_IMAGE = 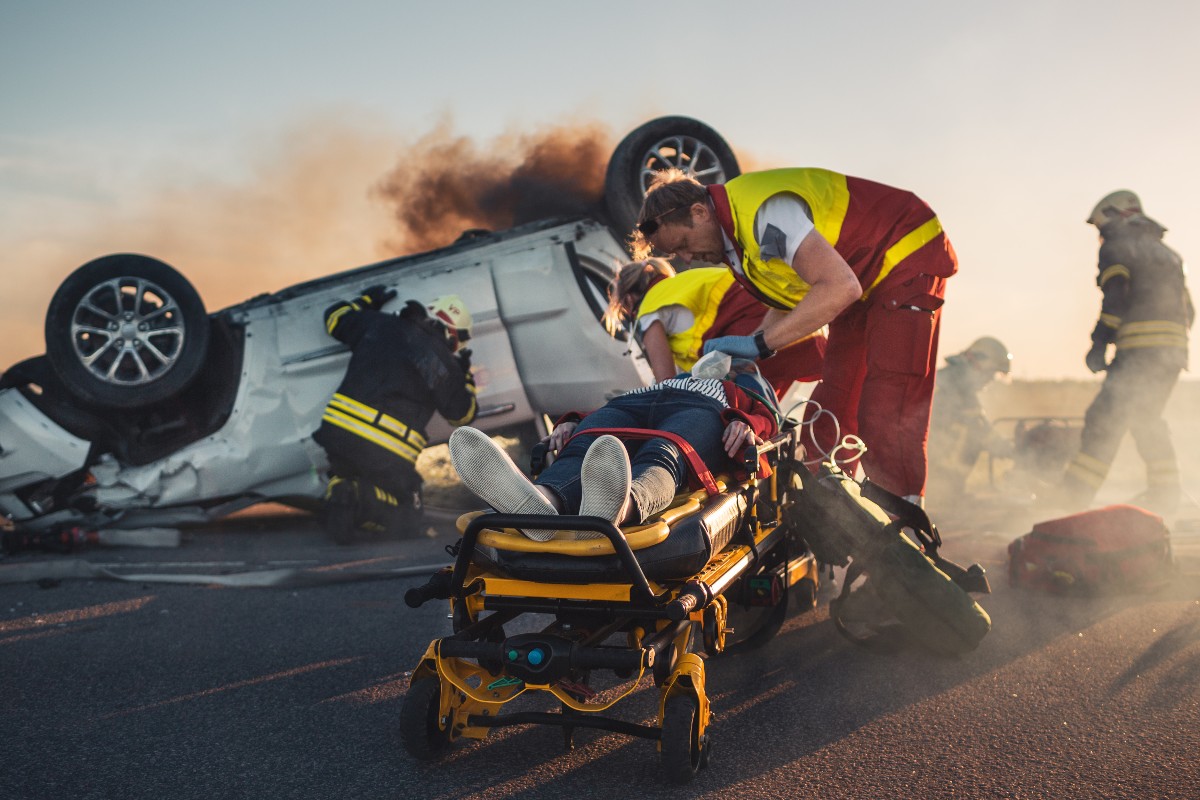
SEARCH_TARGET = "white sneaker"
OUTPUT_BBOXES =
[575,435,631,540]
[448,427,558,541]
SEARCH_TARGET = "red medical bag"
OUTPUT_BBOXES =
[1008,504,1172,592]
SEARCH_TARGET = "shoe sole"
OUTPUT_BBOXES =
[448,427,558,541]
[575,435,631,540]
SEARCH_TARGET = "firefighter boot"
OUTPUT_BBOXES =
[322,477,361,545]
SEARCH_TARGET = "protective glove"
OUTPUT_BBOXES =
[702,334,761,360]
[360,284,397,308]
[1085,343,1109,373]
[456,347,473,371]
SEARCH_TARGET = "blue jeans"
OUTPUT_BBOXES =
[535,387,729,522]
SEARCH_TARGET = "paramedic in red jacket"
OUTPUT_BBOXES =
[632,168,958,505]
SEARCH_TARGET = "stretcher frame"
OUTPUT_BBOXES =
[400,428,819,784]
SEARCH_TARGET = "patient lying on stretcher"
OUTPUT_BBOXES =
[448,357,780,541]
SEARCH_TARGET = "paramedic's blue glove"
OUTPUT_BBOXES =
[702,335,760,360]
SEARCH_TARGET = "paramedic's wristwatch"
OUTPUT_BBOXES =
[753,330,775,359]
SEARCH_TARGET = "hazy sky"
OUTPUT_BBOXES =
[2,0,1198,378]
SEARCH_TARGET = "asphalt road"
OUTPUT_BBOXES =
[1,506,1197,800]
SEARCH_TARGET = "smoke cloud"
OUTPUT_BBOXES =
[372,120,614,254]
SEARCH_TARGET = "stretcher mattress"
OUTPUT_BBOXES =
[473,490,749,583]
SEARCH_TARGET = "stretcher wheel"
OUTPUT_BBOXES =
[399,676,451,761]
[660,694,703,784]
[724,598,787,652]
[793,577,817,612]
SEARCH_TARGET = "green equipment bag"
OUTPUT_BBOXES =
[785,462,992,656]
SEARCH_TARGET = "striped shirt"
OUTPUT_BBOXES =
[624,376,729,407]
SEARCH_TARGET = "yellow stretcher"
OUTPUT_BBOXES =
[400,428,819,784]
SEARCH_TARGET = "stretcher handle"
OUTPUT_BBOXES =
[665,581,714,621]
[404,567,453,609]
[454,513,660,605]
[438,638,649,672]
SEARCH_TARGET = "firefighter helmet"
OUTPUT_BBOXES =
[962,336,1012,375]
[427,295,472,351]
[1087,190,1142,227]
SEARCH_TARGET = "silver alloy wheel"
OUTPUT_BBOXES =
[637,135,730,196]
[70,275,186,386]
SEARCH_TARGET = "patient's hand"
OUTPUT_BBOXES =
[722,420,760,457]
[547,421,579,453]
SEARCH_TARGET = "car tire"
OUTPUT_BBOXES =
[45,254,210,410]
[603,116,741,240]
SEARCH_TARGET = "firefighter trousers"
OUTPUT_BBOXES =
[1063,350,1182,506]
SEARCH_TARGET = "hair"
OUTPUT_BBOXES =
[602,258,676,335]
[629,169,709,260]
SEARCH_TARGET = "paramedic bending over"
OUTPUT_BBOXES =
[633,168,958,506]
[447,367,779,540]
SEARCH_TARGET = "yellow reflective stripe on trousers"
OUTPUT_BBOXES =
[322,408,421,464]
[1065,452,1109,488]
[330,393,377,419]
[1146,459,1180,486]
[862,216,944,300]
[329,393,428,449]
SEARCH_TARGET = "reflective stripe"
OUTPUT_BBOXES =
[863,216,944,300]
[444,396,477,427]
[1120,320,1189,333]
[1146,459,1180,485]
[1065,452,1109,488]
[325,305,353,335]
[322,408,421,463]
[329,393,428,449]
[1099,264,1131,286]
[374,486,399,506]
[1116,320,1189,350]
[1117,335,1190,349]
[330,393,378,419]
[1099,313,1122,329]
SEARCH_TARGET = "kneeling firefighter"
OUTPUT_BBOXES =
[313,287,477,543]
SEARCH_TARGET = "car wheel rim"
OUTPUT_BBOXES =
[70,275,187,386]
[637,135,729,195]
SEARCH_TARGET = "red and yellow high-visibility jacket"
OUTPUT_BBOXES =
[709,168,957,309]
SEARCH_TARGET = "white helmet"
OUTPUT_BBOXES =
[427,295,472,351]
[1087,190,1142,227]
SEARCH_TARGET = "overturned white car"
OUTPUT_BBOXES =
[0,117,742,533]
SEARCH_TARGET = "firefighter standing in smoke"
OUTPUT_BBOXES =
[925,336,1014,502]
[1060,191,1194,515]
[632,168,957,506]
[313,287,477,543]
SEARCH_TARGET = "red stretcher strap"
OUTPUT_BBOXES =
[564,427,722,496]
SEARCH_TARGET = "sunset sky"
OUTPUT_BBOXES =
[2,1,1198,379]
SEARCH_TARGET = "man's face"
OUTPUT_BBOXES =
[649,205,726,266]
